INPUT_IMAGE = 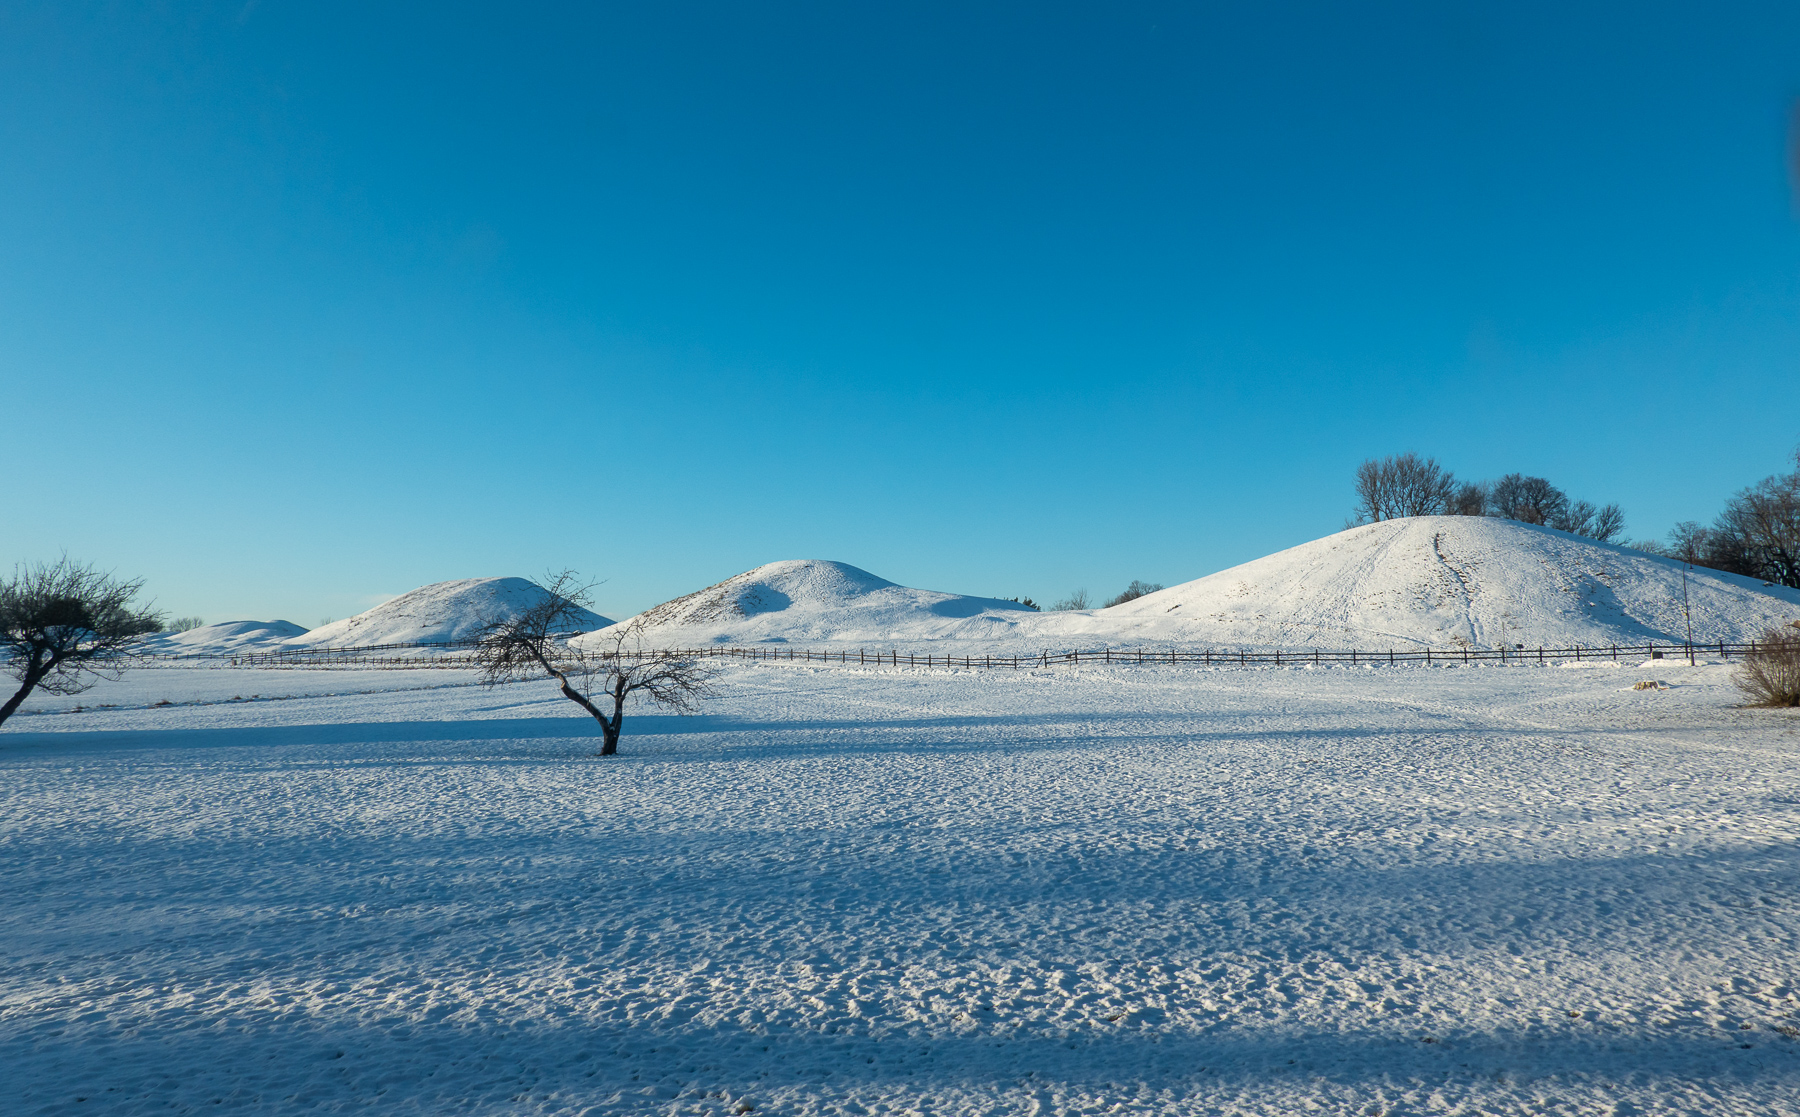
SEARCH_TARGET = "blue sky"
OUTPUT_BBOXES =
[4,1,1798,625]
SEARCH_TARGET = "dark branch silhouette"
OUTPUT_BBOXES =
[1,556,164,728]
[471,571,717,755]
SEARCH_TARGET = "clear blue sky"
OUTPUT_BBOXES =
[5,2,1798,625]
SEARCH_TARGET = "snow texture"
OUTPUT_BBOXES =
[4,657,1800,1114]
[589,559,1034,648]
[604,521,1800,653]
[288,577,612,648]
[131,619,309,655]
[1093,516,1800,650]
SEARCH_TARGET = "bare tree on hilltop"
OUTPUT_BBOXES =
[1,557,164,729]
[1350,456,1625,543]
[471,571,718,756]
[1104,581,1165,608]
[1642,447,1800,588]
[1352,452,1458,522]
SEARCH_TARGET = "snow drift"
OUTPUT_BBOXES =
[584,560,1035,647]
[287,578,612,648]
[135,619,310,655]
[1068,515,1800,651]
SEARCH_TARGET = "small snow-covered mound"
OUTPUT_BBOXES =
[586,560,1035,646]
[288,578,612,648]
[135,619,310,655]
[1069,515,1800,650]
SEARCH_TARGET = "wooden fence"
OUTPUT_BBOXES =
[138,638,1765,670]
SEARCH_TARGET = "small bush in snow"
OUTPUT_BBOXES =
[1736,627,1800,708]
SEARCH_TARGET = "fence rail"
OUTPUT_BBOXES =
[137,638,1766,670]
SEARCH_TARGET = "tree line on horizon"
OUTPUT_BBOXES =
[1352,447,1800,590]
[1350,452,1626,542]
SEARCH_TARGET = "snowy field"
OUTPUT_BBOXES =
[4,659,1799,1115]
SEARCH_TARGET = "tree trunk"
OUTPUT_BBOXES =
[0,663,48,729]
[549,669,611,729]
[600,681,626,756]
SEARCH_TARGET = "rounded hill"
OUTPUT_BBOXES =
[1075,516,1800,651]
[589,560,1036,646]
[287,578,612,648]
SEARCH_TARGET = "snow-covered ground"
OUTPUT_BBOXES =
[4,659,1799,1115]
[132,620,312,656]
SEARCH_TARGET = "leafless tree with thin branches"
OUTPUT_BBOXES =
[1353,452,1457,523]
[1,556,164,728]
[470,571,718,756]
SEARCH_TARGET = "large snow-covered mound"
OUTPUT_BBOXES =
[135,619,310,655]
[586,560,1035,646]
[288,578,612,648]
[1065,515,1800,650]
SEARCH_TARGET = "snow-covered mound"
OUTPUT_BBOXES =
[1067,515,1800,651]
[287,578,612,648]
[585,560,1036,646]
[135,619,310,655]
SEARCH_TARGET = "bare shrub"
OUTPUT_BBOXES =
[1735,626,1800,708]
[164,616,204,633]
[1104,581,1165,608]
[1052,589,1092,611]
[472,571,718,755]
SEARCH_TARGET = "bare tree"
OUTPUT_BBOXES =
[1352,452,1456,522]
[1052,589,1092,611]
[1586,503,1627,544]
[1657,448,1800,587]
[1665,521,1712,564]
[1711,452,1800,588]
[1104,580,1165,608]
[1352,458,1393,523]
[1450,481,1489,517]
[1,557,164,728]
[1489,474,1568,526]
[471,571,718,755]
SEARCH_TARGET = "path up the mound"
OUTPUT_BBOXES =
[288,578,612,648]
[588,560,1035,647]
